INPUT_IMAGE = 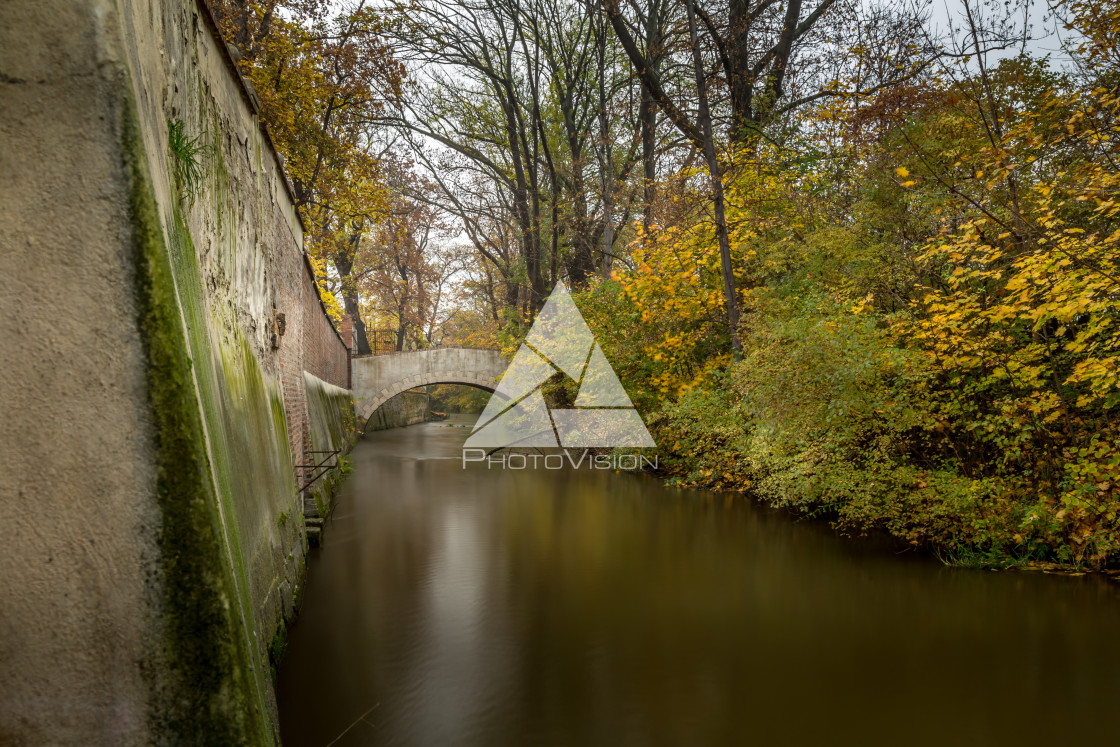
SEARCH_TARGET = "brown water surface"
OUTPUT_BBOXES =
[277,415,1120,746]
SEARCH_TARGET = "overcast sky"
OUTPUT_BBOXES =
[924,0,1082,67]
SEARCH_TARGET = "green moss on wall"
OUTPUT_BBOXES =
[164,170,303,744]
[122,78,271,745]
[113,10,359,742]
[216,334,300,552]
[303,372,355,454]
[301,373,356,516]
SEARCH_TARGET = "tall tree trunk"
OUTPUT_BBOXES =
[529,126,546,307]
[527,42,561,289]
[495,78,542,309]
[639,90,657,238]
[333,240,373,355]
[640,0,663,238]
[395,314,407,352]
[685,0,742,357]
[566,142,597,286]
[550,190,560,285]
[596,10,616,278]
[726,0,755,140]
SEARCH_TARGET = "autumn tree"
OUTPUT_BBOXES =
[602,0,934,355]
[360,168,467,350]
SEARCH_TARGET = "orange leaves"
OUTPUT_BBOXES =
[885,50,1120,560]
[610,223,728,400]
[210,0,402,265]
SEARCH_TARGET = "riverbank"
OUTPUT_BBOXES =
[646,369,1120,574]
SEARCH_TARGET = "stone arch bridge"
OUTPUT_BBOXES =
[352,348,506,422]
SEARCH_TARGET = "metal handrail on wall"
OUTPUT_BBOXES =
[295,449,340,493]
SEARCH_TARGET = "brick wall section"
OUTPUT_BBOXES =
[275,220,309,477]
[275,239,351,480]
[301,255,350,389]
[339,314,354,349]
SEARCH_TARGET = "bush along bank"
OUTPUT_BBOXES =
[573,7,1120,570]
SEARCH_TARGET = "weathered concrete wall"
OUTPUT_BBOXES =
[366,390,432,432]
[352,348,505,422]
[305,373,356,462]
[0,0,353,743]
[301,372,356,520]
[1,2,168,742]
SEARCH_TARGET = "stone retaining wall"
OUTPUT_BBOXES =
[365,390,432,432]
[0,1,354,743]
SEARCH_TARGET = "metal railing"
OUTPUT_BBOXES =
[367,328,398,355]
[295,449,341,493]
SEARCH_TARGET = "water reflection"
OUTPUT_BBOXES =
[278,416,1120,746]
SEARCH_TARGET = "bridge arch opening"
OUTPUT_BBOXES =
[358,379,497,435]
[356,376,498,423]
[351,347,507,427]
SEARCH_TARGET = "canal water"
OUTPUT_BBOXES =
[277,416,1120,746]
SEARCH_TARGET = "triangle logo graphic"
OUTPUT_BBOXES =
[465,281,656,449]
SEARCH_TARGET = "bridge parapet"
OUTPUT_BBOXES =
[352,347,507,422]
